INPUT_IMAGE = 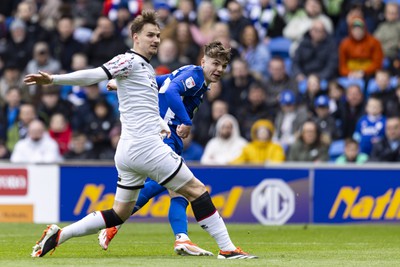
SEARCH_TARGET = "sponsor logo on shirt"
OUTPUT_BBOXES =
[185,77,196,89]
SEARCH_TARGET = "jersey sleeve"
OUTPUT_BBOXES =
[102,53,135,79]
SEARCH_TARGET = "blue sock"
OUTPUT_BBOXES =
[169,196,189,236]
[132,179,166,215]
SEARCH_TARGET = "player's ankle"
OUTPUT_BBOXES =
[175,233,189,241]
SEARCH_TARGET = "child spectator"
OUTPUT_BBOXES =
[353,97,386,155]
[335,138,368,164]
[48,113,72,155]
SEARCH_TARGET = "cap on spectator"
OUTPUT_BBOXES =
[154,1,171,11]
[279,90,296,105]
[314,95,329,107]
[10,19,26,31]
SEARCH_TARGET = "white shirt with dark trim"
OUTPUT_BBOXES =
[102,50,160,139]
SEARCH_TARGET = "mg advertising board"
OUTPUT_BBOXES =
[314,169,400,223]
[60,165,309,224]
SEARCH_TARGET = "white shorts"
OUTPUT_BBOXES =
[114,136,193,202]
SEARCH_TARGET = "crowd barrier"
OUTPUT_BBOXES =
[1,162,399,225]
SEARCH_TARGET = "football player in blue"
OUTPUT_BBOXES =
[98,40,231,256]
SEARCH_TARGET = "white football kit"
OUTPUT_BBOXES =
[53,50,193,202]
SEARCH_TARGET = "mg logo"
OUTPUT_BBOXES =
[251,179,295,225]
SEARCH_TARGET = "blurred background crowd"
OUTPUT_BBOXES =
[1,0,400,165]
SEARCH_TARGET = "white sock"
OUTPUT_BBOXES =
[58,211,106,245]
[197,211,236,251]
[175,233,189,241]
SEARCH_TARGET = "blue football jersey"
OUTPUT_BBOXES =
[157,65,209,127]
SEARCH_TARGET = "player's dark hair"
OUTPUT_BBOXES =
[204,40,231,64]
[130,10,160,35]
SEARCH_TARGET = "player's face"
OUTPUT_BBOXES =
[201,56,227,84]
[133,23,161,60]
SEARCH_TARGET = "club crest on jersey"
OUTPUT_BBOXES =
[185,77,196,89]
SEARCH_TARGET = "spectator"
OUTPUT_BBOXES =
[150,38,183,71]
[50,16,84,73]
[192,82,223,147]
[273,90,308,150]
[353,96,386,155]
[374,2,400,70]
[204,99,229,145]
[25,41,62,97]
[287,120,329,162]
[299,74,325,115]
[10,119,62,163]
[1,87,22,132]
[220,58,258,116]
[36,85,74,126]
[335,137,368,164]
[154,1,178,40]
[174,21,201,65]
[190,1,218,46]
[173,0,197,24]
[0,19,34,71]
[264,56,298,106]
[385,86,400,117]
[282,0,307,24]
[238,24,271,80]
[6,103,37,152]
[83,99,116,158]
[335,1,375,45]
[369,117,400,162]
[283,0,333,53]
[312,94,340,143]
[338,16,384,79]
[85,16,128,67]
[0,61,29,104]
[71,0,103,30]
[364,0,386,31]
[327,80,346,120]
[13,1,50,43]
[247,0,286,40]
[236,82,276,140]
[71,83,109,131]
[97,122,120,160]
[337,83,365,138]
[48,113,72,155]
[369,69,397,115]
[64,131,94,160]
[231,119,285,164]
[182,131,204,162]
[292,19,338,81]
[225,0,252,44]
[201,114,247,165]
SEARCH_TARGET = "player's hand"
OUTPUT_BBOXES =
[177,124,191,139]
[24,71,53,85]
[107,79,117,91]
[159,117,171,139]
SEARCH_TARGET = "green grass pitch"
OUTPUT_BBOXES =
[1,222,400,266]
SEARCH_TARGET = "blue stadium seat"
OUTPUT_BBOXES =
[268,37,292,58]
[328,139,345,161]
[337,77,365,91]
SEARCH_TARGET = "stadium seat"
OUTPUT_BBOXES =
[337,77,365,91]
[328,139,345,161]
[268,37,291,58]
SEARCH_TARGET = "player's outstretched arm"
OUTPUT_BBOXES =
[24,71,53,85]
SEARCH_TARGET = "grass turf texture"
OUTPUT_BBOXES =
[0,223,399,267]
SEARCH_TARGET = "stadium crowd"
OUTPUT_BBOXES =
[1,0,400,164]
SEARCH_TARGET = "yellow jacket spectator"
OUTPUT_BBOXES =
[230,119,285,165]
